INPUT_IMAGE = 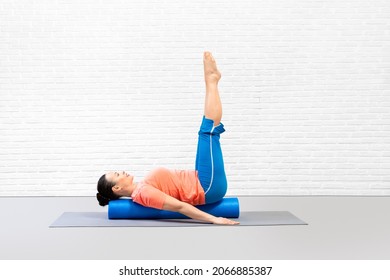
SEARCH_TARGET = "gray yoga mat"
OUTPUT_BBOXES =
[50,211,307,227]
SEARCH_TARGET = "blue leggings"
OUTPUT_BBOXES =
[195,116,227,204]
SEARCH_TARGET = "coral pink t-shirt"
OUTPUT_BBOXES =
[131,167,206,209]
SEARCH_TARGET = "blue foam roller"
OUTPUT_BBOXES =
[108,197,240,219]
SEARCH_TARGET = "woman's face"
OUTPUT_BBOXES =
[105,171,134,187]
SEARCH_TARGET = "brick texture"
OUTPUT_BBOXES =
[1,0,389,196]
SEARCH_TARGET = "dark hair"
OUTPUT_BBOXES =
[96,174,120,206]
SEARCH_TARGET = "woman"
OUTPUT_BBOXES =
[97,52,239,225]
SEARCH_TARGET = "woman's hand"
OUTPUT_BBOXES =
[163,195,239,225]
[212,217,240,225]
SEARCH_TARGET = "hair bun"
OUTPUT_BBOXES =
[96,193,110,206]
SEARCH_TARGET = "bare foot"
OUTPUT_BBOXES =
[203,51,221,84]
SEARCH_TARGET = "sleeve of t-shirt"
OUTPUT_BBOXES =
[132,184,167,210]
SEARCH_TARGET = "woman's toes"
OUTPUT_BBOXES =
[203,51,221,83]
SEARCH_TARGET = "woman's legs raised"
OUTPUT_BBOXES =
[195,52,227,204]
[203,52,222,126]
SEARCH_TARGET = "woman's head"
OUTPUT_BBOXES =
[96,171,134,206]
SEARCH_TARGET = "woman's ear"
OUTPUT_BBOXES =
[112,185,120,195]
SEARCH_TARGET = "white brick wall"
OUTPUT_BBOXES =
[1,0,389,196]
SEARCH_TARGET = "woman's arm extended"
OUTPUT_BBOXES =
[162,194,239,225]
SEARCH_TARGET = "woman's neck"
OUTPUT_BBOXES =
[127,182,139,196]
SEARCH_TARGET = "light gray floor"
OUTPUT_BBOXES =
[0,196,389,260]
